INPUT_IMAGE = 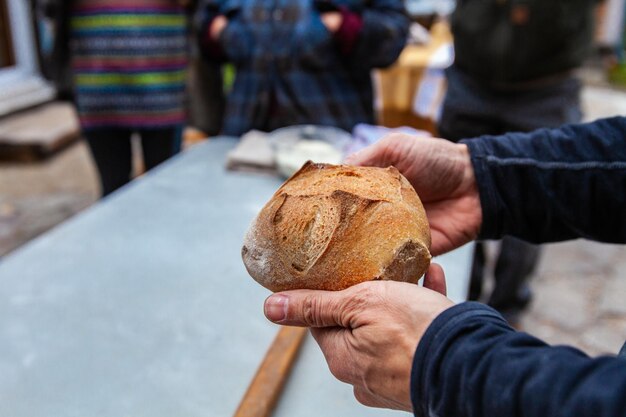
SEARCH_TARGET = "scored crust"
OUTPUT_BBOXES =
[242,161,432,291]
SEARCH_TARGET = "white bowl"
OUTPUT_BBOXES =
[268,125,352,178]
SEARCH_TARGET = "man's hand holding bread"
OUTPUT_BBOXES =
[246,134,482,411]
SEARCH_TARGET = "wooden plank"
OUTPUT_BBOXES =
[233,326,308,417]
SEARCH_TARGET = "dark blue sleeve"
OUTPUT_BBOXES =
[411,303,626,417]
[461,116,626,243]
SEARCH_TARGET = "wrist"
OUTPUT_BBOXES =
[456,143,472,181]
[456,143,482,239]
[411,303,509,414]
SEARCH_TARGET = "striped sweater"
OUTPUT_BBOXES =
[70,0,187,130]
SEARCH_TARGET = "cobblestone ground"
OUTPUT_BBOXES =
[0,141,99,256]
[523,241,626,356]
[1,84,626,356]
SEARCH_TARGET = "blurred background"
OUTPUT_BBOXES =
[1,0,626,356]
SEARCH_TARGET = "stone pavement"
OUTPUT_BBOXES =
[521,241,626,355]
[0,140,98,256]
[1,85,626,357]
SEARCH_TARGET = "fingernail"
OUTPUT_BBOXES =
[265,294,288,322]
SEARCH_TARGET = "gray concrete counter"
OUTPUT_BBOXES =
[0,138,470,416]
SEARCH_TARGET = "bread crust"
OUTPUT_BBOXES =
[242,161,432,291]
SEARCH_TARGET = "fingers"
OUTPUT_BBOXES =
[210,15,228,40]
[423,263,447,296]
[353,386,412,412]
[312,328,406,405]
[264,290,349,328]
[311,327,359,383]
[345,137,391,167]
[353,386,379,408]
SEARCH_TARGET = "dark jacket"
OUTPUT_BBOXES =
[411,117,626,417]
[451,0,600,85]
[199,0,409,136]
[37,0,73,96]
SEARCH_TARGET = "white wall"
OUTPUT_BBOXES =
[0,0,54,116]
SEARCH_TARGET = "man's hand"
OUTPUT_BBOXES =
[264,264,453,412]
[346,134,482,256]
[209,15,228,41]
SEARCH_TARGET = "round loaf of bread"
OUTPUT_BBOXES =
[242,161,432,292]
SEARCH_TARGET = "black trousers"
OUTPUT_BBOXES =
[438,66,582,312]
[84,127,181,197]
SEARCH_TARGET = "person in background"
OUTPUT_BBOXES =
[437,0,604,322]
[187,1,225,137]
[264,117,626,416]
[39,0,194,197]
[198,0,410,137]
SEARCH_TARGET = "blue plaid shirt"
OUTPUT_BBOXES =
[200,0,409,136]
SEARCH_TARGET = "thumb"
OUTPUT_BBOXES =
[264,290,348,328]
